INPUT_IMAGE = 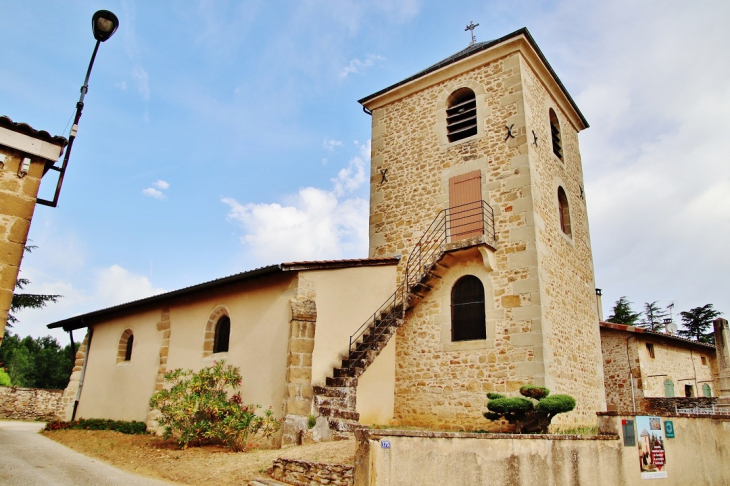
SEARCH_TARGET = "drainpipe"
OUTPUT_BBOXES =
[626,335,637,413]
[67,330,76,368]
[595,288,604,322]
[71,326,93,421]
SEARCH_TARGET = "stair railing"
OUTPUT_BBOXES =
[347,200,495,372]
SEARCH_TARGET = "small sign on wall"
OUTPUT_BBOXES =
[381,440,391,449]
[664,421,675,438]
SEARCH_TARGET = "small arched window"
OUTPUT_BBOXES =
[664,379,675,397]
[558,187,571,236]
[451,275,486,342]
[703,383,712,397]
[213,316,230,354]
[117,329,134,364]
[446,88,477,142]
[549,109,563,160]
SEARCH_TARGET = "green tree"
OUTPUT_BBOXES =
[484,385,576,434]
[639,301,668,332]
[678,304,723,344]
[0,330,77,389]
[607,296,642,325]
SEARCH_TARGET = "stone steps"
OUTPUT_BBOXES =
[312,247,458,439]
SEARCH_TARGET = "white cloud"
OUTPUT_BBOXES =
[152,180,170,190]
[323,138,342,152]
[142,187,165,200]
[131,65,150,101]
[11,264,164,341]
[223,141,371,264]
[340,54,384,78]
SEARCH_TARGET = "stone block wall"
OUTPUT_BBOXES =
[600,328,641,411]
[0,386,63,420]
[269,458,353,486]
[58,332,89,421]
[282,274,317,446]
[520,56,605,422]
[368,44,603,428]
[0,147,45,337]
[640,397,717,415]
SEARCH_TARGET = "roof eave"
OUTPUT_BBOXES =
[359,27,588,131]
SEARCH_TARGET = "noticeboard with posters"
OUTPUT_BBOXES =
[636,416,667,479]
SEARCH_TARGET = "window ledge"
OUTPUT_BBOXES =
[442,338,494,352]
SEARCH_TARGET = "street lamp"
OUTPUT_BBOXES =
[37,10,119,207]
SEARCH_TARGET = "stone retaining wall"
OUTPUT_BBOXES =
[0,386,63,420]
[640,397,717,415]
[269,458,353,486]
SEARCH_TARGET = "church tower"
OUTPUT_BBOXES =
[359,28,605,428]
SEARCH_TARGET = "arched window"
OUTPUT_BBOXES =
[446,88,477,142]
[664,379,675,397]
[703,383,712,397]
[213,316,230,354]
[117,329,134,364]
[451,275,486,342]
[558,187,571,236]
[549,108,563,160]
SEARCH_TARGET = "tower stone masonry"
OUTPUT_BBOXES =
[359,28,606,429]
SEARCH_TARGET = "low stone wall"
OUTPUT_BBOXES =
[0,386,63,421]
[269,458,353,486]
[355,416,730,485]
[640,396,717,414]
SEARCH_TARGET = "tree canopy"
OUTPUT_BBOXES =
[678,304,723,344]
[639,301,668,332]
[607,296,642,325]
[0,330,77,389]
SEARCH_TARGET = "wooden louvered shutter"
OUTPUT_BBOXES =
[448,170,482,241]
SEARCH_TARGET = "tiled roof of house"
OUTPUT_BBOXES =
[600,321,716,350]
[358,27,588,129]
[47,257,400,331]
[0,115,68,147]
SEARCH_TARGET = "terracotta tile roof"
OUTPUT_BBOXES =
[600,321,715,350]
[0,115,68,147]
[47,257,400,331]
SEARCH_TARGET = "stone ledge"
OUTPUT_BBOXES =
[597,410,730,420]
[356,428,618,441]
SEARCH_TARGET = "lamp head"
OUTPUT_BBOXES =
[92,10,119,42]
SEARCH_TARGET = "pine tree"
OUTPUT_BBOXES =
[607,296,641,325]
[639,301,668,332]
[678,304,723,344]
[7,245,61,327]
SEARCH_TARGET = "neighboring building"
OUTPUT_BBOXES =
[600,322,718,412]
[0,116,66,342]
[48,27,608,442]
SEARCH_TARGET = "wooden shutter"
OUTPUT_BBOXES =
[448,170,482,241]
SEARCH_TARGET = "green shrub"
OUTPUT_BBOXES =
[44,418,147,434]
[0,368,11,387]
[484,385,576,434]
[308,414,317,429]
[149,360,281,451]
[535,394,576,415]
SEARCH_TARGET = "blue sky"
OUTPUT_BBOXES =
[4,1,729,342]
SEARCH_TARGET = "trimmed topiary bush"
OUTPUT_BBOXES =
[484,385,576,433]
[0,368,11,387]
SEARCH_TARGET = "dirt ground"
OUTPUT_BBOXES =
[42,430,355,485]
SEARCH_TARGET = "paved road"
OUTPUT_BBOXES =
[0,421,176,485]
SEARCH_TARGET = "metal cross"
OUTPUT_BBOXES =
[465,21,479,46]
[380,168,389,184]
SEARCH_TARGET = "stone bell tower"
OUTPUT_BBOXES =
[359,28,606,428]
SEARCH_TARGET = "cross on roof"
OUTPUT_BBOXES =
[465,21,479,46]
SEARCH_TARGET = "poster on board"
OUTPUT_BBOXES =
[636,416,667,479]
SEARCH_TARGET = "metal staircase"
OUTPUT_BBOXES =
[313,200,496,435]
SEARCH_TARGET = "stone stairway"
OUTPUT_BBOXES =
[312,252,460,436]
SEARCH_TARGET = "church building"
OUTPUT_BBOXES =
[47,27,608,445]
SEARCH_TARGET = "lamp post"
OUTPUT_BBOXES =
[37,10,119,207]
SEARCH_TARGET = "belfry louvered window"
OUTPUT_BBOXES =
[446,88,477,142]
[549,109,563,160]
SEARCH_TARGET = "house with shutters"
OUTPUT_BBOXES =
[47,27,611,445]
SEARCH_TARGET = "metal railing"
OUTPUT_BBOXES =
[675,404,730,415]
[346,200,495,372]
